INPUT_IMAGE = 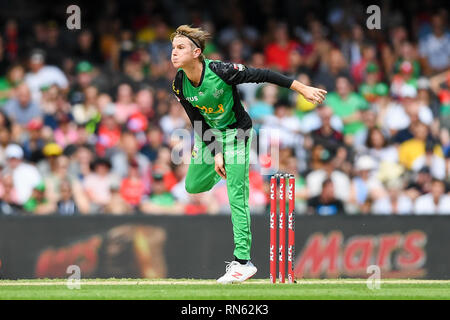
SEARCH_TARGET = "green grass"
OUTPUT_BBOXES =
[0,279,449,300]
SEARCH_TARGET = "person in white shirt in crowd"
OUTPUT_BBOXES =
[364,127,398,169]
[300,103,343,134]
[24,49,69,103]
[372,83,406,136]
[419,13,450,75]
[414,178,450,215]
[372,178,413,215]
[411,140,446,180]
[306,147,351,202]
[159,97,187,143]
[2,144,42,205]
[260,99,304,152]
[3,83,42,126]
[348,155,386,214]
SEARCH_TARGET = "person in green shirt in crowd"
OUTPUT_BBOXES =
[359,63,385,103]
[324,75,368,144]
[139,172,184,215]
[23,182,55,215]
[0,64,25,107]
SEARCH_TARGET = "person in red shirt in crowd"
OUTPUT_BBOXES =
[96,104,121,157]
[120,159,145,209]
[264,22,300,72]
[351,43,379,87]
[430,70,450,127]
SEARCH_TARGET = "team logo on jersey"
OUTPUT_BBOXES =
[213,88,224,98]
[233,63,245,71]
[195,104,224,114]
[186,96,199,102]
[199,91,204,96]
[191,146,199,158]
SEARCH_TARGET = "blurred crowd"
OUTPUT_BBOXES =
[0,0,449,216]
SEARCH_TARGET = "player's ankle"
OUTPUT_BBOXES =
[234,256,248,265]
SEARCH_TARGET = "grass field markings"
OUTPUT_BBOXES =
[1,279,450,286]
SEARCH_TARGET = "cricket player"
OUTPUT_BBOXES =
[171,25,326,283]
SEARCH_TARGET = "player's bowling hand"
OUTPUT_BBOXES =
[291,80,327,105]
[214,152,227,179]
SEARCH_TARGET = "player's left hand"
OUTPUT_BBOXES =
[214,152,227,179]
[300,85,327,105]
[291,80,327,105]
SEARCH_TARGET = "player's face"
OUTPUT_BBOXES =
[171,36,196,68]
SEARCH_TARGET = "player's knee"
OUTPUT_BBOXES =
[185,181,212,194]
[185,182,201,194]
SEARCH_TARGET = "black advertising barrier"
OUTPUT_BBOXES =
[0,215,449,279]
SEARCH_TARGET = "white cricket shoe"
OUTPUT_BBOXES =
[216,261,257,284]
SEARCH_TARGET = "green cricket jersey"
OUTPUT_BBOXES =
[172,59,294,156]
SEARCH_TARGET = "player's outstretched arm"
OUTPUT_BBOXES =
[209,61,327,104]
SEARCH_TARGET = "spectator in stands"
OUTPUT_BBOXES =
[24,49,69,103]
[419,13,450,75]
[96,104,121,157]
[141,126,165,163]
[114,83,138,124]
[71,85,100,129]
[248,84,277,133]
[398,120,443,170]
[120,159,146,209]
[411,140,446,180]
[0,124,11,168]
[307,178,344,216]
[405,166,433,201]
[313,48,349,92]
[306,147,351,202]
[68,144,95,181]
[260,99,303,149]
[364,127,398,169]
[310,105,344,153]
[371,178,413,215]
[414,178,450,214]
[159,98,187,142]
[148,20,172,64]
[111,131,150,178]
[0,173,21,215]
[57,179,83,216]
[104,182,133,215]
[0,64,25,107]
[348,155,386,213]
[83,157,120,212]
[23,181,55,215]
[53,112,79,148]
[135,87,155,122]
[264,22,299,72]
[73,29,103,66]
[140,171,183,215]
[4,82,42,126]
[430,70,450,128]
[325,75,368,144]
[3,144,41,205]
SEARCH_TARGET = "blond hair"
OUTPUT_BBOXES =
[170,25,210,62]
